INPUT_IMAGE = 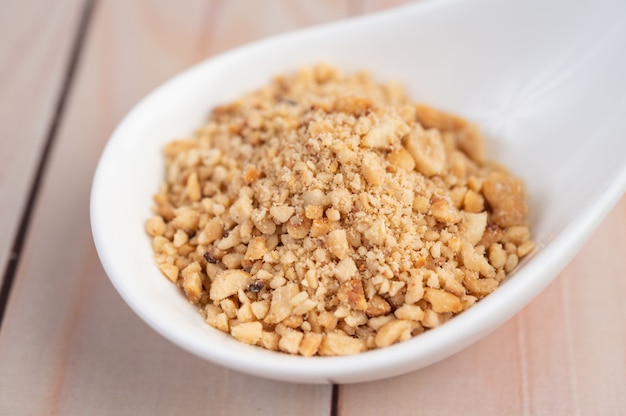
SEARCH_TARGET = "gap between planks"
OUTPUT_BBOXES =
[0,0,98,330]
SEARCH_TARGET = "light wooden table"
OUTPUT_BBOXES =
[1,1,624,414]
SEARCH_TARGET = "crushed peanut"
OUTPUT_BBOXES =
[147,64,534,356]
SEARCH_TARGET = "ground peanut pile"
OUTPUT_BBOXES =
[146,64,534,356]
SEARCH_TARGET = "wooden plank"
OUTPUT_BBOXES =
[0,0,371,414]
[360,0,415,13]
[339,196,626,416]
[0,0,85,283]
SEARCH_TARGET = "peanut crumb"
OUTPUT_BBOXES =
[147,64,533,356]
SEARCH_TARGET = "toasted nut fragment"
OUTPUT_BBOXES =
[209,269,252,301]
[205,263,222,280]
[304,205,324,219]
[287,214,311,239]
[269,275,287,288]
[239,219,254,244]
[329,188,353,214]
[264,283,299,324]
[216,229,241,251]
[440,272,465,297]
[219,298,237,319]
[386,147,415,172]
[299,333,323,357]
[259,331,279,351]
[203,246,225,265]
[482,172,527,227]
[221,252,244,269]
[337,279,368,311]
[449,185,467,209]
[285,310,306,325]
[302,189,328,207]
[250,300,270,320]
[334,143,355,165]
[293,299,317,315]
[253,270,273,281]
[251,209,276,235]
[361,114,410,149]
[460,212,488,246]
[243,165,261,184]
[289,291,309,307]
[229,194,253,224]
[325,208,341,222]
[488,243,507,269]
[178,243,194,257]
[270,205,295,223]
[163,139,196,157]
[205,304,229,332]
[334,305,350,319]
[146,216,166,237]
[457,124,486,163]
[364,218,387,246]
[277,329,304,354]
[314,312,336,331]
[173,229,188,247]
[416,104,467,132]
[245,236,267,260]
[231,322,263,345]
[344,311,368,328]
[461,295,478,309]
[198,218,223,245]
[461,241,495,278]
[388,280,406,297]
[464,274,498,298]
[412,195,430,214]
[504,254,519,273]
[430,196,461,225]
[334,95,372,115]
[186,172,201,202]
[405,275,425,304]
[394,304,425,322]
[517,240,535,258]
[367,314,395,330]
[237,302,255,322]
[504,226,531,245]
[464,189,485,213]
[310,217,332,238]
[159,263,179,283]
[181,262,203,303]
[424,288,463,313]
[334,257,357,282]
[152,235,169,252]
[318,331,363,356]
[404,127,446,176]
[421,309,444,328]
[361,152,385,186]
[479,222,504,247]
[449,151,468,179]
[326,229,349,260]
[374,319,413,348]
[172,210,199,234]
[366,295,392,317]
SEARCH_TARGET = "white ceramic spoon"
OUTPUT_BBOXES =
[91,0,626,383]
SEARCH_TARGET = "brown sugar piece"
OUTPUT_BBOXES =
[147,63,534,356]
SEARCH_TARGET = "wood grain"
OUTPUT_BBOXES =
[0,0,85,283]
[339,196,626,416]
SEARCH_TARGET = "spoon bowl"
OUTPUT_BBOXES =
[91,0,626,383]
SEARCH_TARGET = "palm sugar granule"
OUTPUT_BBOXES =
[145,64,534,356]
